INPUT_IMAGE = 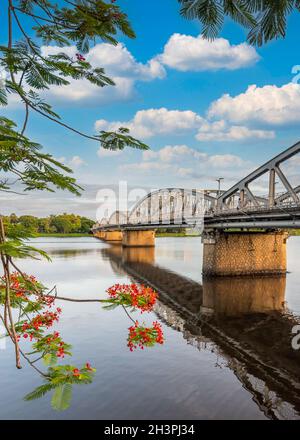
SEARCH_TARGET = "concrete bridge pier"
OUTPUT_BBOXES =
[122,230,156,247]
[94,231,105,240]
[103,230,123,243]
[100,230,107,240]
[202,230,288,277]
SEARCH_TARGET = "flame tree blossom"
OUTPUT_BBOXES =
[102,283,165,351]
[128,321,164,352]
[105,283,158,313]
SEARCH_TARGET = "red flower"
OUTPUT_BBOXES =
[106,284,158,312]
[85,362,93,371]
[127,321,164,351]
[73,368,80,377]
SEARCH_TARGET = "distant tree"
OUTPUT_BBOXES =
[65,214,81,232]
[10,213,18,224]
[38,217,51,233]
[6,213,94,234]
[18,215,39,232]
[79,217,94,233]
[50,215,73,234]
[179,0,300,46]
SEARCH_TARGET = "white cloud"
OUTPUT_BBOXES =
[158,34,260,72]
[207,154,245,168]
[69,155,86,168]
[121,162,172,172]
[54,155,86,169]
[143,144,206,162]
[95,107,275,142]
[44,76,134,105]
[97,148,123,158]
[196,120,275,141]
[85,44,165,80]
[208,83,300,126]
[120,145,249,177]
[95,108,204,139]
[39,43,165,105]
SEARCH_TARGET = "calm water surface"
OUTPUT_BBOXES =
[1,236,300,420]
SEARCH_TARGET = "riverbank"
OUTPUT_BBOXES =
[156,232,200,237]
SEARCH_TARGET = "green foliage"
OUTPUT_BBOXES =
[179,0,300,45]
[0,117,82,194]
[50,216,73,234]
[51,384,73,411]
[4,213,94,234]
[79,217,94,233]
[18,215,39,231]
[43,352,60,367]
[24,383,57,401]
[0,239,51,260]
[0,1,149,196]
[98,127,149,151]
[24,364,96,411]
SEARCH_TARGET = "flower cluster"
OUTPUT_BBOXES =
[20,308,62,339]
[72,362,93,378]
[106,283,158,313]
[104,283,164,351]
[31,331,71,359]
[127,321,164,352]
[0,272,38,302]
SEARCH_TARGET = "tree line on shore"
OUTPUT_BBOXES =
[3,213,94,234]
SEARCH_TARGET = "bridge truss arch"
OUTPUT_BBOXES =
[217,141,300,212]
[108,211,128,226]
[127,188,217,228]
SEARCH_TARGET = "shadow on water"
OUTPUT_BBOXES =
[102,244,300,420]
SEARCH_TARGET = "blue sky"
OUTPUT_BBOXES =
[3,0,300,218]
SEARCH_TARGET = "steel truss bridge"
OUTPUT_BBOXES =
[93,141,300,232]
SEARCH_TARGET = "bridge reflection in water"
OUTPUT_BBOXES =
[102,244,300,420]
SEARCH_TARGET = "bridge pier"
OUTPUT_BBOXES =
[103,230,123,243]
[202,230,288,277]
[122,230,155,247]
[94,231,104,240]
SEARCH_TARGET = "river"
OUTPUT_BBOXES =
[1,236,300,420]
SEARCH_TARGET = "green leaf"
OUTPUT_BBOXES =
[24,383,56,401]
[102,303,120,311]
[98,128,149,151]
[51,384,73,411]
[43,353,58,367]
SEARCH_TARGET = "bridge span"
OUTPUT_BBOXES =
[93,141,300,277]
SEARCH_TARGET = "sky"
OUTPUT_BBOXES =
[2,0,300,219]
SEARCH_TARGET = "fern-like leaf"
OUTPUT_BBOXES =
[51,384,73,411]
